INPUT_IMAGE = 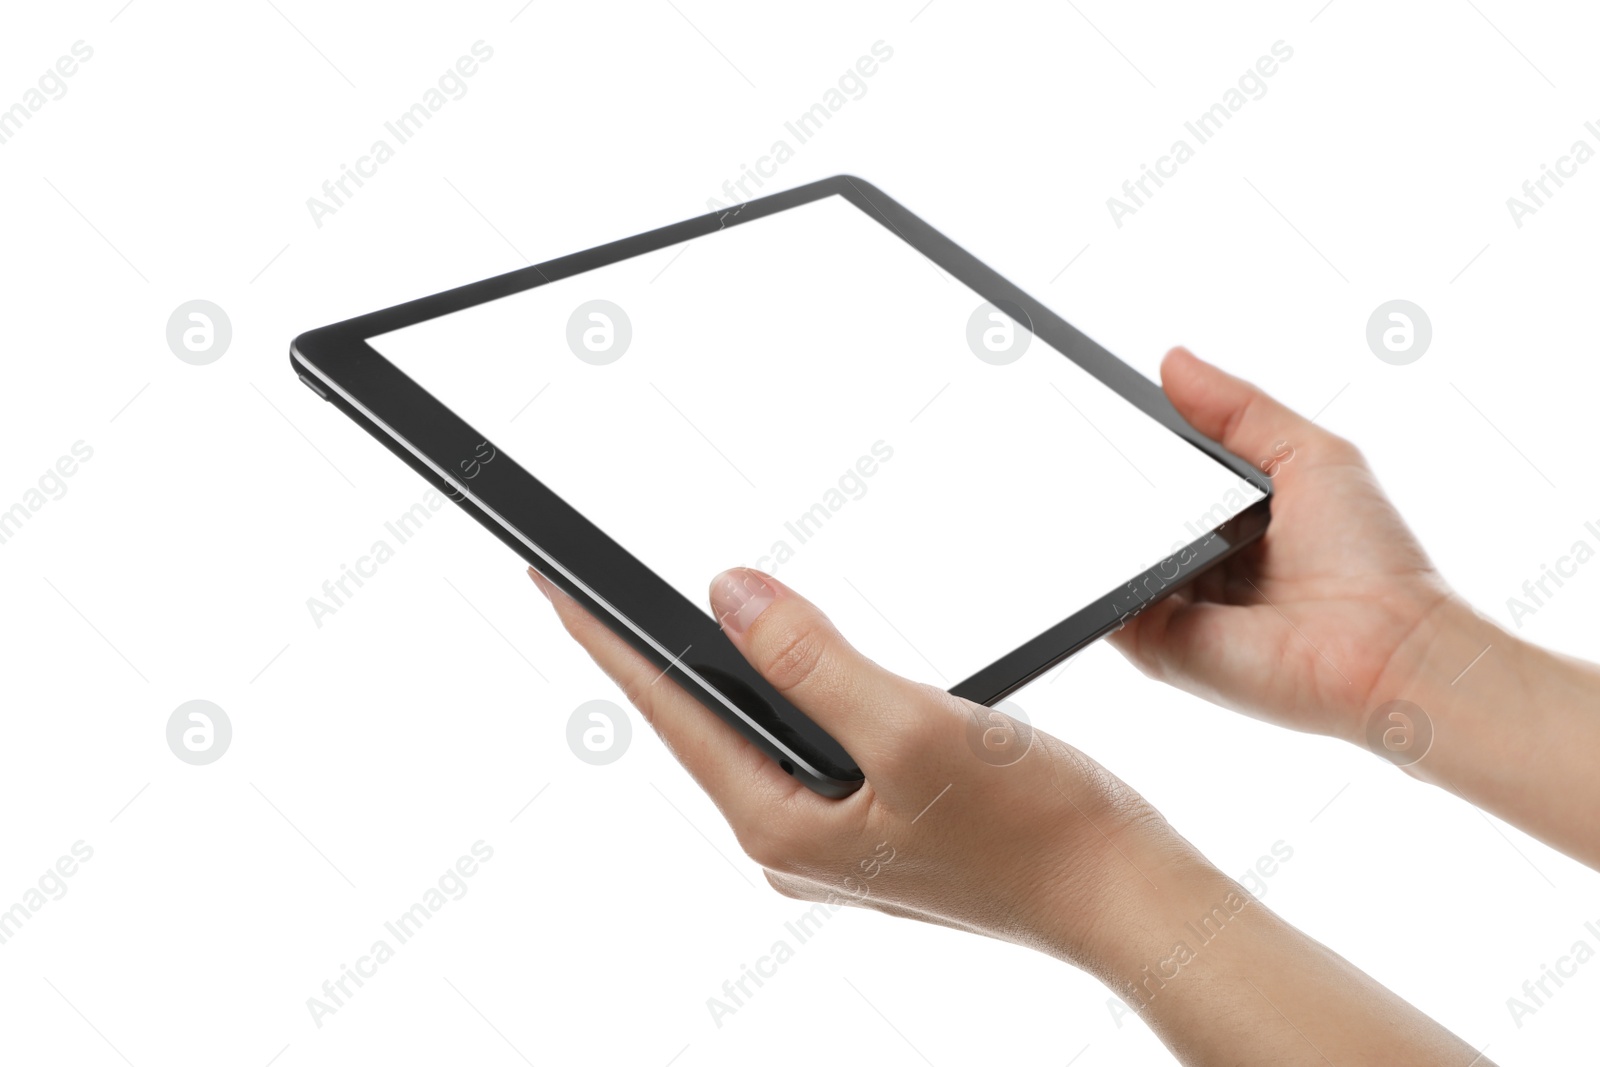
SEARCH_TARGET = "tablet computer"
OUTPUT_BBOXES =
[289,175,1271,798]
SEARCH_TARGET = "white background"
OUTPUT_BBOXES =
[1,1,1597,1064]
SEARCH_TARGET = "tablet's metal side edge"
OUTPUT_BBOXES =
[950,493,1273,708]
[287,343,859,797]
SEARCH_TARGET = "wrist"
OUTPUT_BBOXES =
[1356,591,1581,798]
[1357,593,1511,762]
[1326,587,1600,869]
[1033,800,1229,978]
[1052,825,1483,1060]
[1055,822,1261,1004]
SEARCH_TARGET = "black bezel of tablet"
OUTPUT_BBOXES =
[289,174,1272,799]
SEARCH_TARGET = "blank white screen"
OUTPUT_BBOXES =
[368,194,1262,685]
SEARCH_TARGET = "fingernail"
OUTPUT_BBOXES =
[710,568,775,634]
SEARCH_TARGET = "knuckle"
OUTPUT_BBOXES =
[751,615,831,696]
[734,821,792,871]
[763,870,804,899]
[873,685,958,771]
[1313,428,1365,468]
[899,707,951,758]
[617,673,658,726]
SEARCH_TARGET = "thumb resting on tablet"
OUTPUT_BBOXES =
[1112,347,1600,871]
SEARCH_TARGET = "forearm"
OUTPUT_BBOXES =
[1374,594,1600,868]
[1057,834,1484,1065]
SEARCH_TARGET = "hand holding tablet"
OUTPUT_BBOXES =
[287,176,1600,1065]
[291,176,1270,796]
[524,458,1486,1064]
